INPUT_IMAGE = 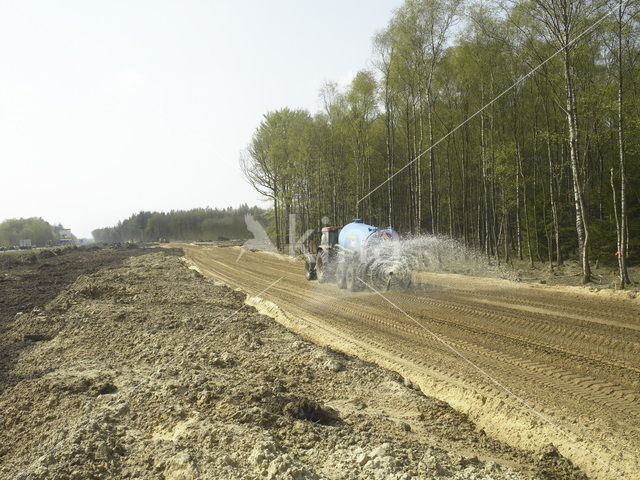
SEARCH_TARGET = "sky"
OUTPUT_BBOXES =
[0,0,403,238]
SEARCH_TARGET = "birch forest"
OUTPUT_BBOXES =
[241,0,640,285]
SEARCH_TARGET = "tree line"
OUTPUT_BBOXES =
[241,0,639,286]
[91,206,268,243]
[0,218,70,248]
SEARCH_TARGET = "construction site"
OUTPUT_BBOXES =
[2,0,640,479]
[0,238,636,480]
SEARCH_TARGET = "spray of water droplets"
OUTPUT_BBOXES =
[363,234,519,289]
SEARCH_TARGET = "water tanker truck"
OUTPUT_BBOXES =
[304,219,410,291]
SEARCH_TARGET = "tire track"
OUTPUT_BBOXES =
[183,245,640,480]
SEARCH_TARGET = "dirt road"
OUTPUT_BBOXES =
[183,244,640,480]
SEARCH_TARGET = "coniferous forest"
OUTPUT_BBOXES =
[241,0,639,286]
[91,206,267,244]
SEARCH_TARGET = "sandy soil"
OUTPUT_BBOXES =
[0,248,587,479]
[182,244,640,480]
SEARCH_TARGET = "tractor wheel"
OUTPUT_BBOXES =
[336,262,347,289]
[316,251,330,283]
[304,256,316,280]
[345,263,361,292]
[393,270,412,290]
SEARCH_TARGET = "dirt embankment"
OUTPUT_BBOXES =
[0,249,585,479]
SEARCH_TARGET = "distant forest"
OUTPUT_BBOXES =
[0,218,71,247]
[91,206,269,243]
[241,0,639,286]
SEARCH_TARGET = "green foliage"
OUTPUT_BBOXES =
[91,206,267,243]
[240,0,640,268]
[0,218,63,247]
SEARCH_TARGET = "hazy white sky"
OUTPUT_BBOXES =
[0,1,402,238]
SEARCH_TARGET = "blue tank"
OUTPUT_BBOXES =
[338,219,397,255]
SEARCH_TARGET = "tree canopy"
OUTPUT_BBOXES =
[242,0,640,282]
[91,206,268,243]
[0,218,68,247]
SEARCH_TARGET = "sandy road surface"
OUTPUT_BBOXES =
[182,244,640,480]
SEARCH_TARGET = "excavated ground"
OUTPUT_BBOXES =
[0,248,586,479]
[0,244,161,393]
[182,244,640,480]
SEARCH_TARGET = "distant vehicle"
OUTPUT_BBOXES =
[159,238,169,244]
[19,239,32,250]
[59,228,73,245]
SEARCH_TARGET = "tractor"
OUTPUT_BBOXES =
[304,220,410,291]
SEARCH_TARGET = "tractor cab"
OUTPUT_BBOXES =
[320,226,342,248]
[304,225,342,282]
